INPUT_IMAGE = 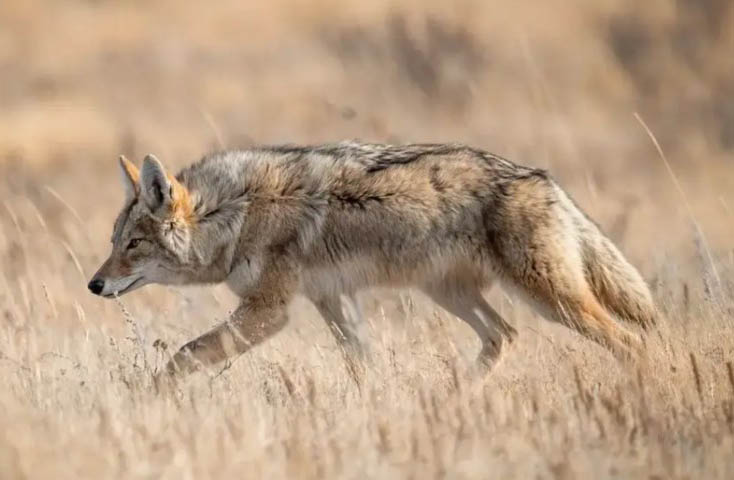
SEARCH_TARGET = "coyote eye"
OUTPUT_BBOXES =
[127,238,143,250]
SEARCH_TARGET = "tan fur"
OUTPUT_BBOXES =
[87,142,658,387]
[167,173,195,224]
[119,155,140,184]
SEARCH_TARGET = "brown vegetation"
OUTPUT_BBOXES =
[1,0,734,478]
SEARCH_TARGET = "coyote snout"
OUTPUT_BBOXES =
[87,268,146,298]
[90,142,658,386]
[87,279,104,295]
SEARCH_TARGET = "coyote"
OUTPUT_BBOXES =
[88,142,657,383]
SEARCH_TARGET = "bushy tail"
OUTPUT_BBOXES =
[581,227,658,330]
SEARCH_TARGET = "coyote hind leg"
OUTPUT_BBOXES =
[313,294,368,360]
[422,283,517,372]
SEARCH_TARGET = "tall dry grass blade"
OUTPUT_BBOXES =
[276,364,295,398]
[114,296,149,374]
[60,239,87,282]
[3,201,22,235]
[199,108,226,150]
[636,368,649,437]
[43,186,85,227]
[634,112,722,297]
[690,352,703,405]
[25,198,48,231]
[41,284,58,320]
[694,228,720,306]
[573,365,591,415]
[3,202,32,283]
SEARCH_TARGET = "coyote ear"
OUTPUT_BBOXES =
[140,154,172,211]
[118,155,140,202]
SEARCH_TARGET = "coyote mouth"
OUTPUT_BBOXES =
[103,277,144,298]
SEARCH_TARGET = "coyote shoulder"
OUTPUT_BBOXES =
[88,141,657,381]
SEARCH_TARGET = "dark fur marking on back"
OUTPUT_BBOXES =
[428,164,447,193]
[253,141,532,175]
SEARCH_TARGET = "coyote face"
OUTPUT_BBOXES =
[88,155,194,298]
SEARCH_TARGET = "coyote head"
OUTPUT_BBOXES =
[88,155,195,298]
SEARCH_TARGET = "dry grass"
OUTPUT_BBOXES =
[2,0,734,478]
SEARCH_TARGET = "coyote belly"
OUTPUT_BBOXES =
[88,142,657,382]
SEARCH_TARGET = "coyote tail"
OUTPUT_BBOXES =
[581,228,658,330]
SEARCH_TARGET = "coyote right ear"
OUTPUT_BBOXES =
[140,154,172,212]
[118,155,140,202]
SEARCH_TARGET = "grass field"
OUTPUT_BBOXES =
[2,1,734,478]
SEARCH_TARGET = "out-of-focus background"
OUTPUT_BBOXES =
[1,1,734,478]
[3,0,734,268]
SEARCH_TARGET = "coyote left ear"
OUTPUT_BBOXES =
[140,154,172,211]
[118,155,140,202]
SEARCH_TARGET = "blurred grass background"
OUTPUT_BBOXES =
[2,0,734,263]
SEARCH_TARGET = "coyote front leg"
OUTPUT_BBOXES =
[159,266,296,382]
[161,301,288,378]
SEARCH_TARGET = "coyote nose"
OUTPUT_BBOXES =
[88,279,105,295]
